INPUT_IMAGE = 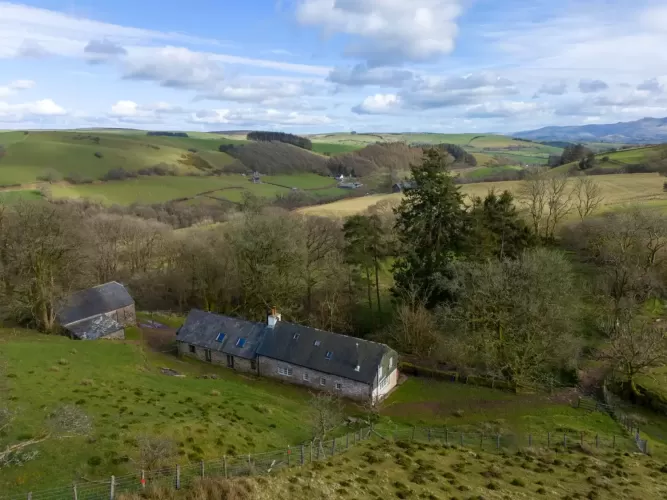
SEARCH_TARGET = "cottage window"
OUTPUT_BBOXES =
[389,357,393,368]
[236,338,247,348]
[293,333,300,340]
[313,340,321,347]
[215,333,225,342]
[250,359,257,371]
[303,373,309,382]
[278,366,293,377]
[320,377,326,386]
[378,376,389,390]
[354,365,360,372]
[335,382,342,390]
[325,351,333,360]
[378,365,383,379]
[188,344,196,354]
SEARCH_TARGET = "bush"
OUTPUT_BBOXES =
[64,173,94,184]
[88,456,102,466]
[37,169,63,183]
[146,132,188,137]
[94,152,103,159]
[100,168,138,182]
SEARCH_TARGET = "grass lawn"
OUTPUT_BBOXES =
[379,378,626,439]
[0,189,43,202]
[300,173,667,217]
[461,165,523,180]
[0,328,320,493]
[49,175,292,205]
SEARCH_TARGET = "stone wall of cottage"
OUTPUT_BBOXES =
[177,341,258,374]
[257,355,372,401]
[102,304,136,327]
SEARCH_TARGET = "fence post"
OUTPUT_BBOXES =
[346,432,349,449]
[427,428,431,442]
[201,460,205,478]
[595,434,599,448]
[301,444,304,466]
[577,397,581,408]
[332,438,336,456]
[73,483,78,500]
[445,428,448,445]
[141,470,146,490]
[480,434,484,450]
[109,476,115,500]
[563,434,567,447]
[496,434,500,450]
[460,432,464,446]
[248,454,252,471]
[412,427,415,441]
[27,493,32,500]
[580,432,584,447]
[310,442,313,463]
[528,434,532,447]
[176,465,181,490]
[288,445,291,467]
[223,456,228,478]
[547,432,551,447]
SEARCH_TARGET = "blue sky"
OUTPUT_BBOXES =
[1,0,667,133]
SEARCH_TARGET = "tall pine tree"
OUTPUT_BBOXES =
[392,148,469,308]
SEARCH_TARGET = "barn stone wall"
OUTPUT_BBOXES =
[102,329,125,340]
[104,304,136,327]
[257,356,372,402]
[177,342,257,374]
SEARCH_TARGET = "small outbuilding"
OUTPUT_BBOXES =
[58,281,135,340]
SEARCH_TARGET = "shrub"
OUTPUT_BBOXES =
[510,478,525,487]
[210,390,220,396]
[101,168,138,181]
[88,456,102,466]
[37,169,63,183]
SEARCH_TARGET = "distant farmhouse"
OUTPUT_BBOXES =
[57,282,135,340]
[177,309,398,403]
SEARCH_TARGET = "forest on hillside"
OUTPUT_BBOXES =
[2,148,666,397]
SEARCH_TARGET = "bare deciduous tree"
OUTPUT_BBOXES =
[136,436,177,471]
[601,312,667,397]
[572,176,604,221]
[519,171,548,237]
[308,391,343,442]
[385,303,441,359]
[544,174,573,240]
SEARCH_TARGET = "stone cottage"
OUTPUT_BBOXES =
[58,281,135,340]
[177,309,398,403]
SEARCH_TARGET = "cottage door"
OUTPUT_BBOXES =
[205,349,212,362]
[227,355,234,368]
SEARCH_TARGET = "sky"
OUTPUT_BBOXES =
[1,0,667,134]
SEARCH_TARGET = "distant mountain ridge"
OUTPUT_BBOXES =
[515,117,667,144]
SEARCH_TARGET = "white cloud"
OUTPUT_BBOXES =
[637,78,664,94]
[109,100,186,123]
[123,46,223,89]
[84,39,127,64]
[297,0,463,66]
[465,101,545,119]
[190,108,332,127]
[198,78,313,103]
[0,98,67,121]
[328,64,414,87]
[535,81,567,96]
[579,79,609,93]
[0,79,36,98]
[352,94,401,114]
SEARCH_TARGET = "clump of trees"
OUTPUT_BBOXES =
[218,142,329,175]
[247,131,312,151]
[436,143,477,166]
[146,132,188,138]
[558,144,593,166]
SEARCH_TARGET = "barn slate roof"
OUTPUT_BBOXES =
[58,282,134,326]
[65,315,123,340]
[176,309,267,360]
[257,322,390,385]
[177,309,392,384]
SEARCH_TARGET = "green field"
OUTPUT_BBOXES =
[310,142,363,155]
[0,189,43,202]
[552,145,661,174]
[459,165,523,180]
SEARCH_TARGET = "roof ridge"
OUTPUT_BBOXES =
[278,320,390,349]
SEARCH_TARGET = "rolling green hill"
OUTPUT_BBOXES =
[551,145,663,175]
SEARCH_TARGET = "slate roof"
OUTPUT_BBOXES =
[58,282,134,326]
[177,310,393,384]
[65,315,123,340]
[257,322,391,384]
[176,309,267,360]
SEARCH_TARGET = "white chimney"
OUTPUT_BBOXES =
[267,307,281,328]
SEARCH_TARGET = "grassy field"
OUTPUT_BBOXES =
[120,437,667,500]
[310,143,363,155]
[551,146,661,175]
[299,173,667,217]
[0,189,43,202]
[0,328,321,493]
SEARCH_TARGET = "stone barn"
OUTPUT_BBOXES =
[58,282,135,340]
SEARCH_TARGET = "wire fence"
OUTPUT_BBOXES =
[379,426,641,455]
[0,428,374,500]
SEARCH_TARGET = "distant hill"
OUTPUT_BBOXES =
[516,117,667,144]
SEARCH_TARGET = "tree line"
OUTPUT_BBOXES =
[246,131,312,150]
[2,148,665,395]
